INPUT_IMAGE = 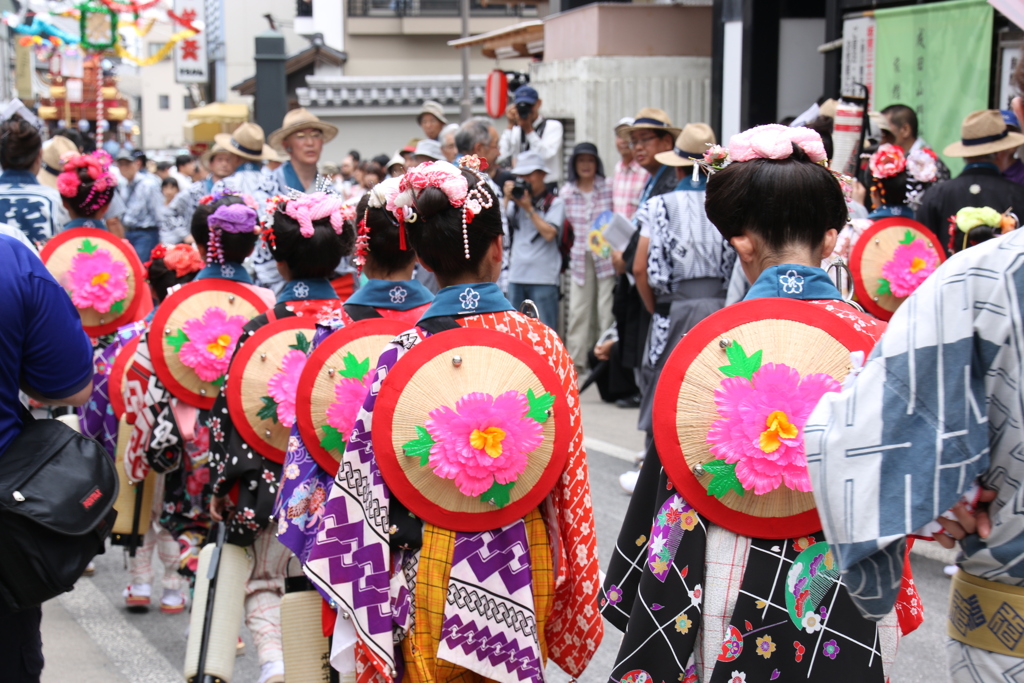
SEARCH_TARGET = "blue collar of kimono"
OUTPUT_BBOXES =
[281,161,306,192]
[237,161,262,173]
[346,278,433,311]
[744,264,841,301]
[418,282,513,321]
[636,165,670,211]
[674,172,707,192]
[64,217,106,229]
[193,262,253,284]
[278,278,338,303]
[867,204,914,220]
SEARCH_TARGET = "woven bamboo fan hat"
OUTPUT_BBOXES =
[40,228,148,337]
[296,318,409,477]
[226,317,318,464]
[652,298,878,539]
[374,327,571,532]
[109,337,142,421]
[850,216,946,321]
[149,280,271,410]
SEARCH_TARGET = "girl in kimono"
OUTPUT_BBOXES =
[208,192,354,683]
[602,125,904,683]
[304,159,603,681]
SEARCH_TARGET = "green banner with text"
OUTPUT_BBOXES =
[874,0,993,176]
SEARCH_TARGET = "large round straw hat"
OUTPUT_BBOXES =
[652,298,878,539]
[944,109,1024,157]
[268,108,339,151]
[373,327,571,532]
[655,122,716,167]
[214,122,277,163]
[37,135,78,189]
[226,317,319,464]
[850,216,945,322]
[40,228,148,337]
[149,280,272,410]
[296,318,410,477]
[622,107,681,139]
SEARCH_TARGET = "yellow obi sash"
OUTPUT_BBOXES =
[949,570,1024,657]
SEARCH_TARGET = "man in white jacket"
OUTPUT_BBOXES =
[498,85,564,185]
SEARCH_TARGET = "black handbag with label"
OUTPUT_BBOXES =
[0,414,118,610]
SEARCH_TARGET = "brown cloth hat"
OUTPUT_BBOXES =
[623,107,682,139]
[655,123,717,167]
[268,108,339,151]
[943,110,1024,158]
[215,122,278,163]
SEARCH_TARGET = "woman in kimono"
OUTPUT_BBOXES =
[304,158,603,681]
[208,192,354,683]
[602,125,905,682]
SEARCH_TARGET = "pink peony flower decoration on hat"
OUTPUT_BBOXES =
[66,241,129,313]
[706,350,840,496]
[322,351,374,450]
[879,233,939,298]
[728,124,828,164]
[177,308,248,382]
[267,350,308,428]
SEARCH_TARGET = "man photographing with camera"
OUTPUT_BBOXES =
[499,85,564,185]
[503,150,566,330]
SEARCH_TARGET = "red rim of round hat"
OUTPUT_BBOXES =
[296,318,410,476]
[373,327,571,532]
[849,216,946,322]
[148,280,271,410]
[109,336,141,421]
[652,298,877,539]
[226,316,319,464]
[40,228,147,337]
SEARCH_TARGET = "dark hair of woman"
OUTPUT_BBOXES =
[147,257,198,303]
[162,176,179,191]
[0,117,42,170]
[872,171,909,207]
[191,195,259,264]
[951,224,1000,253]
[355,193,417,275]
[705,143,848,251]
[58,154,117,218]
[406,167,502,279]
[270,200,356,279]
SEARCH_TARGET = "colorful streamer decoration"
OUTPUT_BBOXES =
[98,0,162,11]
[114,29,195,66]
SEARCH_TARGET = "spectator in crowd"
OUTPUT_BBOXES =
[160,144,236,245]
[161,177,179,205]
[340,150,359,186]
[386,153,406,178]
[36,134,77,192]
[917,110,1024,252]
[154,161,172,180]
[0,117,68,245]
[417,100,447,141]
[503,150,565,329]
[0,232,95,683]
[175,153,201,183]
[440,122,459,162]
[358,160,384,190]
[997,109,1024,186]
[499,85,564,184]
[563,142,614,371]
[116,149,164,261]
[611,116,649,220]
[411,139,445,168]
[882,103,951,187]
[399,139,418,164]
[625,108,680,202]
[268,108,338,193]
[456,116,506,294]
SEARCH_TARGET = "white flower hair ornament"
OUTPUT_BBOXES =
[355,176,407,272]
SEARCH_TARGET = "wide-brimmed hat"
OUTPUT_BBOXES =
[215,122,277,163]
[511,150,548,176]
[37,135,78,189]
[944,110,1024,157]
[413,138,445,162]
[655,123,716,167]
[199,143,231,168]
[623,107,681,139]
[567,142,605,183]
[417,100,448,126]
[267,108,338,150]
[614,116,635,140]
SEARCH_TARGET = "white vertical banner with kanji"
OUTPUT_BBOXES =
[840,16,876,109]
[173,0,207,84]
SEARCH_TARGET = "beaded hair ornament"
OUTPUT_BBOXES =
[263,191,356,252]
[355,175,405,273]
[56,150,117,216]
[385,156,494,259]
[197,191,260,265]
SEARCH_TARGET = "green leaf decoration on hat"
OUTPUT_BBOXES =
[109,298,126,315]
[898,230,916,245]
[78,239,99,255]
[718,342,762,381]
[338,352,370,380]
[402,426,435,466]
[257,395,280,423]
[703,459,745,499]
[320,425,346,453]
[877,278,893,297]
[525,388,554,423]
[289,332,311,354]
[165,328,189,353]
[481,481,515,508]
[211,376,225,387]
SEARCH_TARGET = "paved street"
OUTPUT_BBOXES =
[43,387,956,683]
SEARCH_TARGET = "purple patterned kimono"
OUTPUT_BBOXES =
[78,322,147,458]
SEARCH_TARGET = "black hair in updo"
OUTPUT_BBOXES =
[355,193,417,275]
[705,143,847,251]
[406,167,502,279]
[147,258,198,303]
[0,117,41,170]
[270,201,356,279]
[190,195,259,264]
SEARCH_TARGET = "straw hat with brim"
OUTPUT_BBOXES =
[149,280,272,410]
[267,108,339,150]
[199,143,231,168]
[215,123,277,163]
[225,317,320,464]
[849,217,946,322]
[652,298,881,539]
[38,135,78,189]
[655,123,717,167]
[623,107,681,139]
[373,327,572,532]
[944,109,1024,157]
[296,319,411,477]
[417,100,448,126]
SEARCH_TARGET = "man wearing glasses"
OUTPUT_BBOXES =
[267,108,339,193]
[624,108,681,208]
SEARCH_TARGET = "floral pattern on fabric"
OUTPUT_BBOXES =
[648,494,697,582]
[67,239,129,313]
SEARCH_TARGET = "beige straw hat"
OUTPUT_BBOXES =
[944,110,1024,157]
[214,122,277,163]
[38,135,79,189]
[655,123,717,167]
[267,108,339,150]
[623,107,682,139]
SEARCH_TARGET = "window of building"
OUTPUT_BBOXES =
[159,94,170,110]
[148,43,165,58]
[183,94,196,110]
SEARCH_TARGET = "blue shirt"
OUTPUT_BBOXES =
[119,172,164,230]
[0,169,67,244]
[0,234,94,455]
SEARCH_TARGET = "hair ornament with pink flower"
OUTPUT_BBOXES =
[57,151,118,216]
[265,191,354,239]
